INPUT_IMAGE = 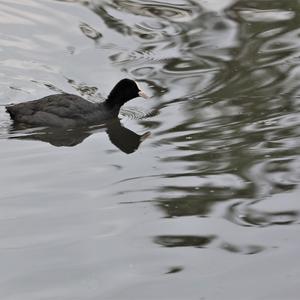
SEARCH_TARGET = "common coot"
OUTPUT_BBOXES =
[6,78,149,127]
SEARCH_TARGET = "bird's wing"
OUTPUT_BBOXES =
[8,94,97,119]
[37,94,97,118]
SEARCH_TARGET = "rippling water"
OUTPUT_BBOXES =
[0,0,300,299]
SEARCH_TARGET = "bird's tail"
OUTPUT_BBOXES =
[5,105,16,120]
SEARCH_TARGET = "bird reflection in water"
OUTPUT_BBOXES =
[9,119,150,154]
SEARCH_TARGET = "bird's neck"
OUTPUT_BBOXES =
[105,94,125,110]
[104,97,122,112]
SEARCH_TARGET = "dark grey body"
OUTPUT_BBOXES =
[6,94,119,127]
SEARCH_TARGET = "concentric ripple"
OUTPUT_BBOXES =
[120,106,156,120]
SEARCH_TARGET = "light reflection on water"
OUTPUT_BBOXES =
[0,0,300,299]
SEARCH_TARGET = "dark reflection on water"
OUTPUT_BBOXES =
[8,119,150,153]
[1,0,300,299]
[220,242,265,255]
[165,266,183,274]
[79,22,102,41]
[154,235,216,248]
[226,200,299,227]
[91,0,300,210]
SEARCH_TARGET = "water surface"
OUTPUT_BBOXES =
[0,0,300,299]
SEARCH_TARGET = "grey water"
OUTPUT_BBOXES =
[0,0,300,299]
